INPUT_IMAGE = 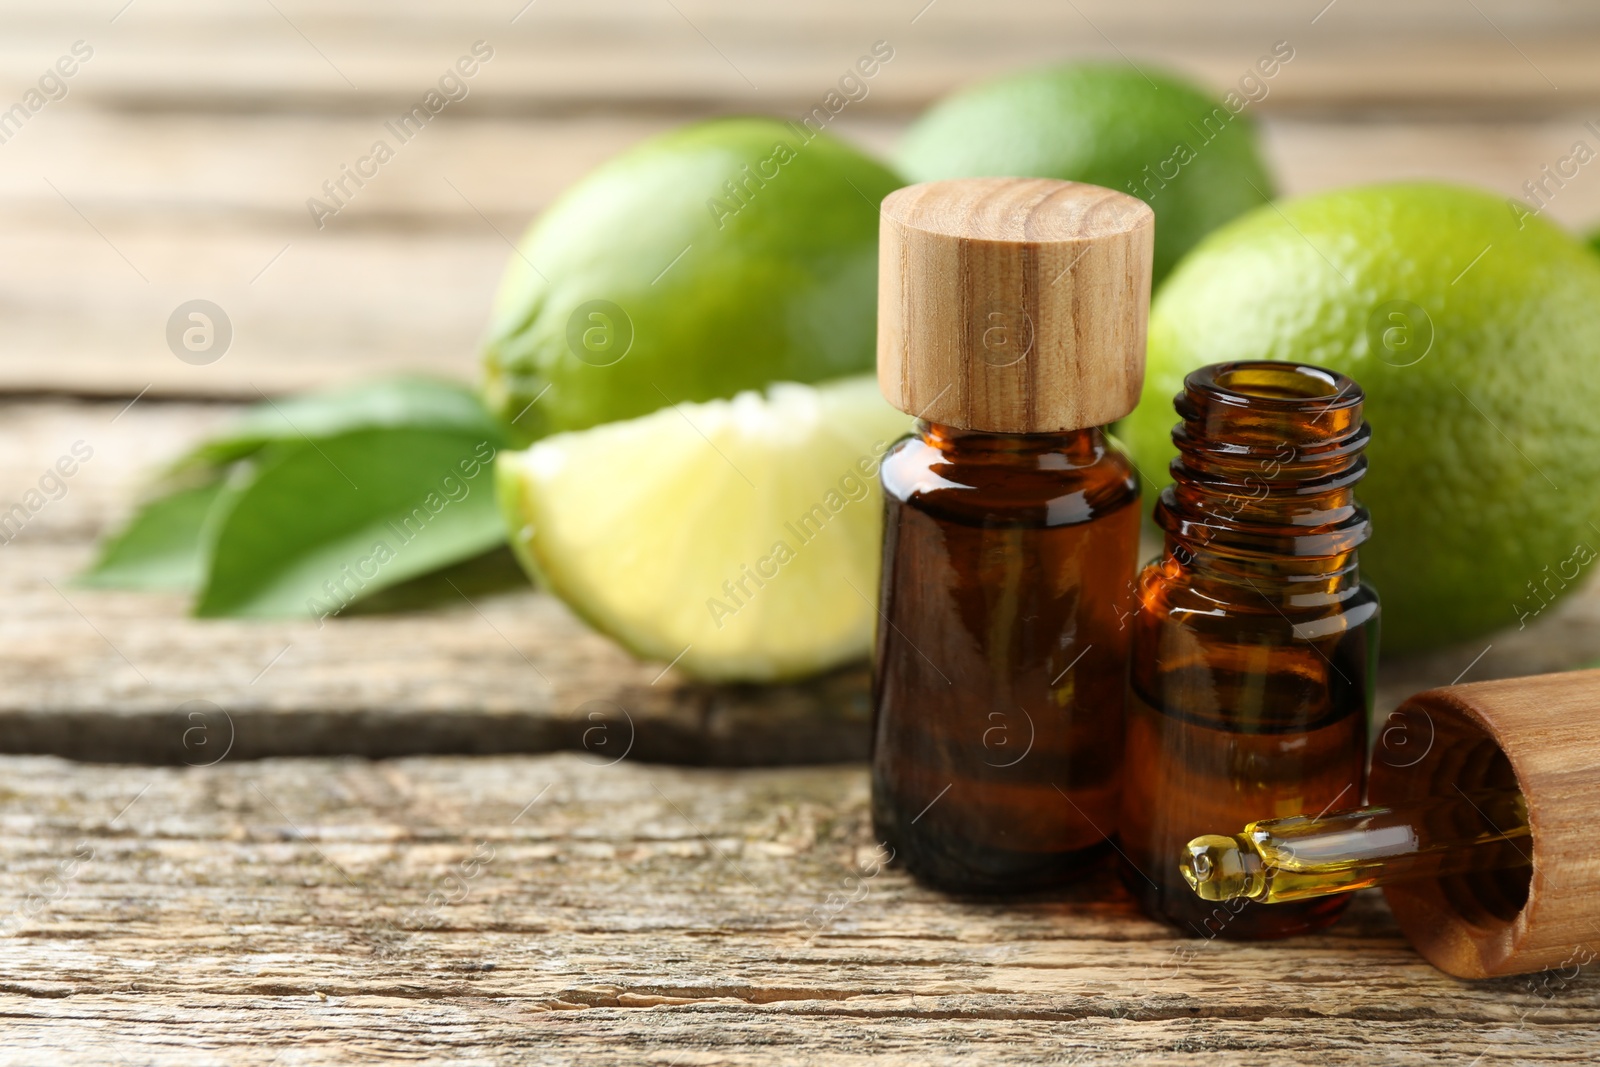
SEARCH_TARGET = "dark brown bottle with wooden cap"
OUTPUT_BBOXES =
[870,177,1155,892]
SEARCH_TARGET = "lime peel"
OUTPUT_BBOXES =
[497,376,914,682]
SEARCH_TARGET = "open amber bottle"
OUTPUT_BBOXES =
[871,177,1154,892]
[1118,361,1379,937]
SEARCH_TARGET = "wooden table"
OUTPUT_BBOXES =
[5,1,1600,1061]
[3,754,1598,1065]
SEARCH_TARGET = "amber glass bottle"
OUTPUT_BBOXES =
[874,424,1140,889]
[1118,360,1378,938]
[870,177,1155,892]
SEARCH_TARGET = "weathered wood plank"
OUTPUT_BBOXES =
[8,113,1600,235]
[0,541,873,765]
[0,112,680,229]
[1,399,1597,763]
[0,218,502,399]
[1,0,1597,114]
[0,753,1595,1063]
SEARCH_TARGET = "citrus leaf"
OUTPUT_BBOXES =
[82,376,506,598]
[195,428,505,618]
[183,376,502,470]
[78,480,228,590]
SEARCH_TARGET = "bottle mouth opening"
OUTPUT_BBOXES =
[1190,361,1362,413]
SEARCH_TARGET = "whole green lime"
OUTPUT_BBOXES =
[481,118,902,446]
[1124,182,1600,653]
[895,62,1276,284]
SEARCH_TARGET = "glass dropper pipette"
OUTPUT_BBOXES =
[1181,789,1531,904]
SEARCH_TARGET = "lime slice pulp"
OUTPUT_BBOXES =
[496,376,914,682]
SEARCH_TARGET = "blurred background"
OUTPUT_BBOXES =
[4,0,1599,398]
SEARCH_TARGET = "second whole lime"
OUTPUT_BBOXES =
[482,118,903,446]
[895,62,1278,284]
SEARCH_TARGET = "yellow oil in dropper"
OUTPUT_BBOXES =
[1182,790,1530,904]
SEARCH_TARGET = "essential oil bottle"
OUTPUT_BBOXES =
[1118,360,1379,938]
[870,177,1154,892]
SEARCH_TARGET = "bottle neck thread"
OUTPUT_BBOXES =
[1155,362,1371,583]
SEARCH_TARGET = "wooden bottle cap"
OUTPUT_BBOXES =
[876,177,1154,433]
[1369,668,1600,979]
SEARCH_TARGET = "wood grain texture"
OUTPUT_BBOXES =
[0,752,1597,1065]
[3,399,1599,764]
[0,542,872,766]
[877,179,1153,432]
[1372,670,1600,979]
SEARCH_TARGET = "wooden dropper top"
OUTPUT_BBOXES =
[1369,668,1600,978]
[876,177,1155,433]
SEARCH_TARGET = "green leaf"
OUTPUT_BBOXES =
[183,376,503,470]
[82,376,506,595]
[78,479,229,590]
[195,428,506,618]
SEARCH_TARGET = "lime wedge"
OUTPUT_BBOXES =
[496,377,914,682]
